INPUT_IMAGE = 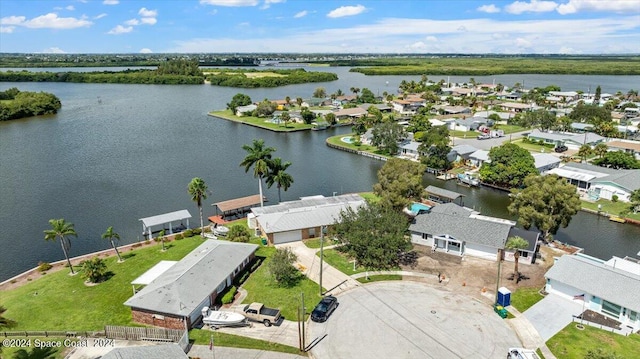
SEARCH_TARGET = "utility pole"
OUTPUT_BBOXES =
[495,252,502,305]
[319,225,325,296]
[301,292,306,350]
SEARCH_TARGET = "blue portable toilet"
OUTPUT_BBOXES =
[497,287,511,307]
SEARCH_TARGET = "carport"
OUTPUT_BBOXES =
[524,293,583,340]
[139,209,191,240]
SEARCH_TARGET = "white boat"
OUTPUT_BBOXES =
[457,172,480,187]
[201,307,246,326]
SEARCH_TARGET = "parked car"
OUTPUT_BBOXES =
[240,302,281,326]
[477,134,491,140]
[554,145,568,153]
[311,295,339,323]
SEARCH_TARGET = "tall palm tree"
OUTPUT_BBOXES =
[594,142,608,158]
[44,219,77,275]
[240,139,275,207]
[188,177,208,233]
[266,157,294,203]
[158,229,166,251]
[0,305,17,329]
[102,226,123,262]
[505,236,529,280]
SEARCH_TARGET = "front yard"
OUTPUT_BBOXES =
[210,110,313,132]
[547,324,640,359]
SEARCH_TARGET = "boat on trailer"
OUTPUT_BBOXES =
[202,307,247,327]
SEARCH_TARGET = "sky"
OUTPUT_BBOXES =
[1,0,639,54]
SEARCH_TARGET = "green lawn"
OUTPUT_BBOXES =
[547,324,640,359]
[189,329,303,355]
[302,237,339,249]
[316,249,367,275]
[209,110,313,132]
[510,287,545,312]
[510,138,555,153]
[326,133,391,158]
[356,274,402,283]
[495,124,530,134]
[240,246,322,321]
[581,199,640,221]
[358,191,381,204]
[450,130,476,138]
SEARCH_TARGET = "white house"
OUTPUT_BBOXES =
[235,104,257,116]
[532,153,562,173]
[606,140,640,160]
[547,162,640,202]
[526,129,605,150]
[251,194,366,245]
[545,254,640,332]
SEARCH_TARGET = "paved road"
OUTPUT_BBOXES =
[524,293,583,341]
[309,281,521,359]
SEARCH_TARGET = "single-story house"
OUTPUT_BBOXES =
[124,240,258,329]
[102,344,188,359]
[570,122,595,133]
[451,144,479,163]
[334,95,358,104]
[545,254,640,332]
[548,91,580,102]
[333,107,368,120]
[409,203,512,261]
[235,104,257,117]
[526,129,605,150]
[358,103,392,113]
[532,153,562,173]
[433,105,472,116]
[500,102,533,113]
[251,194,366,245]
[398,140,421,159]
[473,110,512,121]
[606,140,640,160]
[445,116,486,132]
[425,186,464,205]
[469,149,490,168]
[505,227,541,265]
[546,162,640,202]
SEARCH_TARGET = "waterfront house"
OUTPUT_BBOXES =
[358,103,392,113]
[451,144,479,164]
[469,149,490,168]
[547,162,640,202]
[235,104,257,117]
[526,129,605,150]
[532,153,562,173]
[500,102,533,113]
[409,203,510,261]
[606,140,640,160]
[333,107,368,121]
[398,140,421,159]
[251,194,366,245]
[124,240,257,329]
[545,254,640,333]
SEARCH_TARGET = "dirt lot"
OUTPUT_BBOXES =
[400,245,563,304]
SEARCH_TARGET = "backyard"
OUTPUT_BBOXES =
[581,198,640,221]
[210,110,313,132]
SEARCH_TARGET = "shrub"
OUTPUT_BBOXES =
[193,228,202,235]
[612,195,618,202]
[132,243,142,248]
[81,257,107,283]
[183,229,193,238]
[174,233,183,240]
[37,261,53,273]
[250,257,263,272]
[228,225,251,242]
[268,248,301,287]
[235,271,250,286]
[221,286,237,304]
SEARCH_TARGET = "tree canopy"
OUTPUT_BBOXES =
[373,158,426,211]
[568,103,612,124]
[371,122,404,155]
[0,88,62,121]
[508,174,581,241]
[479,143,537,188]
[268,248,300,287]
[593,151,640,169]
[332,203,411,270]
[226,93,252,113]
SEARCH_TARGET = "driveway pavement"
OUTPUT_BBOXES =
[309,281,521,359]
[524,293,583,341]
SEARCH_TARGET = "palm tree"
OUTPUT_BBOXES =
[285,96,291,107]
[81,257,107,283]
[296,97,303,108]
[44,219,77,275]
[12,347,57,359]
[102,226,123,262]
[158,229,166,251]
[350,87,360,97]
[594,142,608,158]
[188,177,208,233]
[280,111,291,128]
[577,144,593,162]
[0,305,17,329]
[505,236,529,281]
[266,157,294,203]
[240,139,275,207]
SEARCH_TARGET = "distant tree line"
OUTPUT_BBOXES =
[208,69,338,88]
[0,87,61,121]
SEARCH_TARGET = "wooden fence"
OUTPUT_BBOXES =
[1,330,103,338]
[104,325,184,342]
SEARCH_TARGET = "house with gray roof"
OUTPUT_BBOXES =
[398,140,420,159]
[526,129,605,150]
[251,194,366,245]
[102,344,188,359]
[545,254,640,332]
[532,153,562,173]
[124,240,258,329]
[408,203,516,261]
[547,162,640,202]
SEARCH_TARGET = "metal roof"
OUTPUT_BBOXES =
[139,210,192,229]
[124,240,258,316]
[545,255,640,313]
[213,194,263,212]
[131,260,177,286]
[546,167,596,182]
[251,194,366,234]
[425,185,464,200]
[532,153,561,169]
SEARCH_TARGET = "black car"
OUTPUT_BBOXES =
[554,145,568,153]
[311,295,339,322]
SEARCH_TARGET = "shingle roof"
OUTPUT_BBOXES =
[507,227,540,252]
[124,240,257,316]
[591,170,640,192]
[545,255,640,313]
[409,211,511,249]
[452,144,479,156]
[251,194,366,234]
[532,153,561,170]
[425,185,464,200]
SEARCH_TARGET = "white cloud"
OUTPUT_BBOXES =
[139,48,153,53]
[3,13,93,29]
[408,41,427,50]
[103,0,119,5]
[514,37,532,47]
[199,0,259,6]
[124,18,139,26]
[42,47,66,53]
[261,0,285,9]
[327,5,366,18]
[140,17,157,25]
[107,24,133,34]
[294,10,308,18]
[559,46,580,54]
[505,0,558,14]
[138,8,157,17]
[94,13,107,19]
[457,25,467,32]
[426,36,438,42]
[477,4,501,13]
[0,26,15,33]
[66,6,75,11]
[557,0,640,15]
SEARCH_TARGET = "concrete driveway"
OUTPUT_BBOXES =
[524,293,583,341]
[309,281,521,359]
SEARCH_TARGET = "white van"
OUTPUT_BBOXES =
[507,348,540,359]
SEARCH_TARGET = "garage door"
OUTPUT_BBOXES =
[274,230,301,244]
